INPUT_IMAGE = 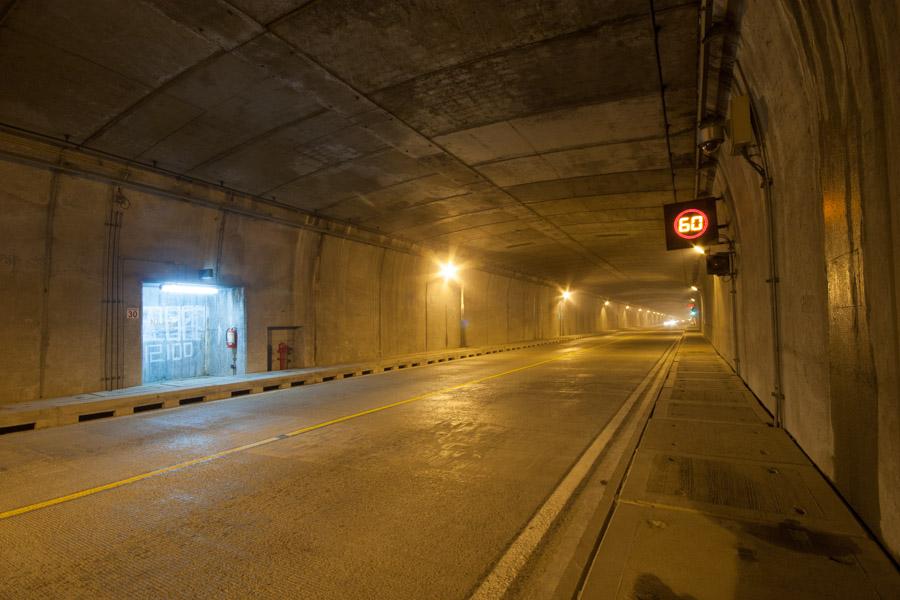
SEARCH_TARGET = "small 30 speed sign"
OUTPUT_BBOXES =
[663,198,719,250]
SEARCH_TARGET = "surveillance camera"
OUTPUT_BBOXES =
[698,124,725,155]
[699,139,721,155]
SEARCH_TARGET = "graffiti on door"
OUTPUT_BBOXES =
[142,305,208,379]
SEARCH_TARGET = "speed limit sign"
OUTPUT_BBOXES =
[663,198,719,250]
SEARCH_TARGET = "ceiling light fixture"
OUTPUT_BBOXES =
[439,261,458,282]
[160,283,220,295]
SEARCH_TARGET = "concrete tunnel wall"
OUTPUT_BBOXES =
[0,148,652,406]
[697,2,900,561]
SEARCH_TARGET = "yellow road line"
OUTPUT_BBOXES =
[0,341,604,522]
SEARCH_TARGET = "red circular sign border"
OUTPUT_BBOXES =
[673,208,709,240]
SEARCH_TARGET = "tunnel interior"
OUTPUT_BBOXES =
[0,0,897,582]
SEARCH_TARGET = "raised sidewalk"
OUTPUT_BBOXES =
[580,333,899,599]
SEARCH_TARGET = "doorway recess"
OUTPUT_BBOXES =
[141,283,245,383]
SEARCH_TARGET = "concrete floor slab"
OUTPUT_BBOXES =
[671,378,747,390]
[620,450,863,535]
[665,388,757,404]
[641,418,809,465]
[581,333,900,599]
[0,332,679,599]
[581,503,897,600]
[656,401,768,424]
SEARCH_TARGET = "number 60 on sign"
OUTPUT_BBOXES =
[662,198,718,250]
[675,209,709,239]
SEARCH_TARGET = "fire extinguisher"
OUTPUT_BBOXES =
[276,341,293,370]
[226,327,238,375]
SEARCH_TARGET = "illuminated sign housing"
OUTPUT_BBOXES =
[663,198,719,250]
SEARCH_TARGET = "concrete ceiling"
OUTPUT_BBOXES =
[0,0,701,314]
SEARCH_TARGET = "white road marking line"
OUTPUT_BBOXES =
[469,342,676,600]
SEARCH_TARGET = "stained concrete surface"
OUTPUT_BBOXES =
[0,149,650,406]
[581,334,900,599]
[0,332,676,599]
[697,0,900,561]
[0,0,698,306]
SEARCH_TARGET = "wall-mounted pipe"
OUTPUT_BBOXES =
[693,0,714,199]
[728,244,741,377]
[37,159,62,400]
[101,186,126,391]
[649,0,679,204]
[759,145,785,427]
[0,144,557,291]
[722,236,741,376]
[0,133,647,324]
[734,62,786,428]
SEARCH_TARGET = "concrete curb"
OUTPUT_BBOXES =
[0,334,596,434]
[549,334,683,599]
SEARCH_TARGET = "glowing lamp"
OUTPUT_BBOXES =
[160,283,219,295]
[439,262,458,282]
